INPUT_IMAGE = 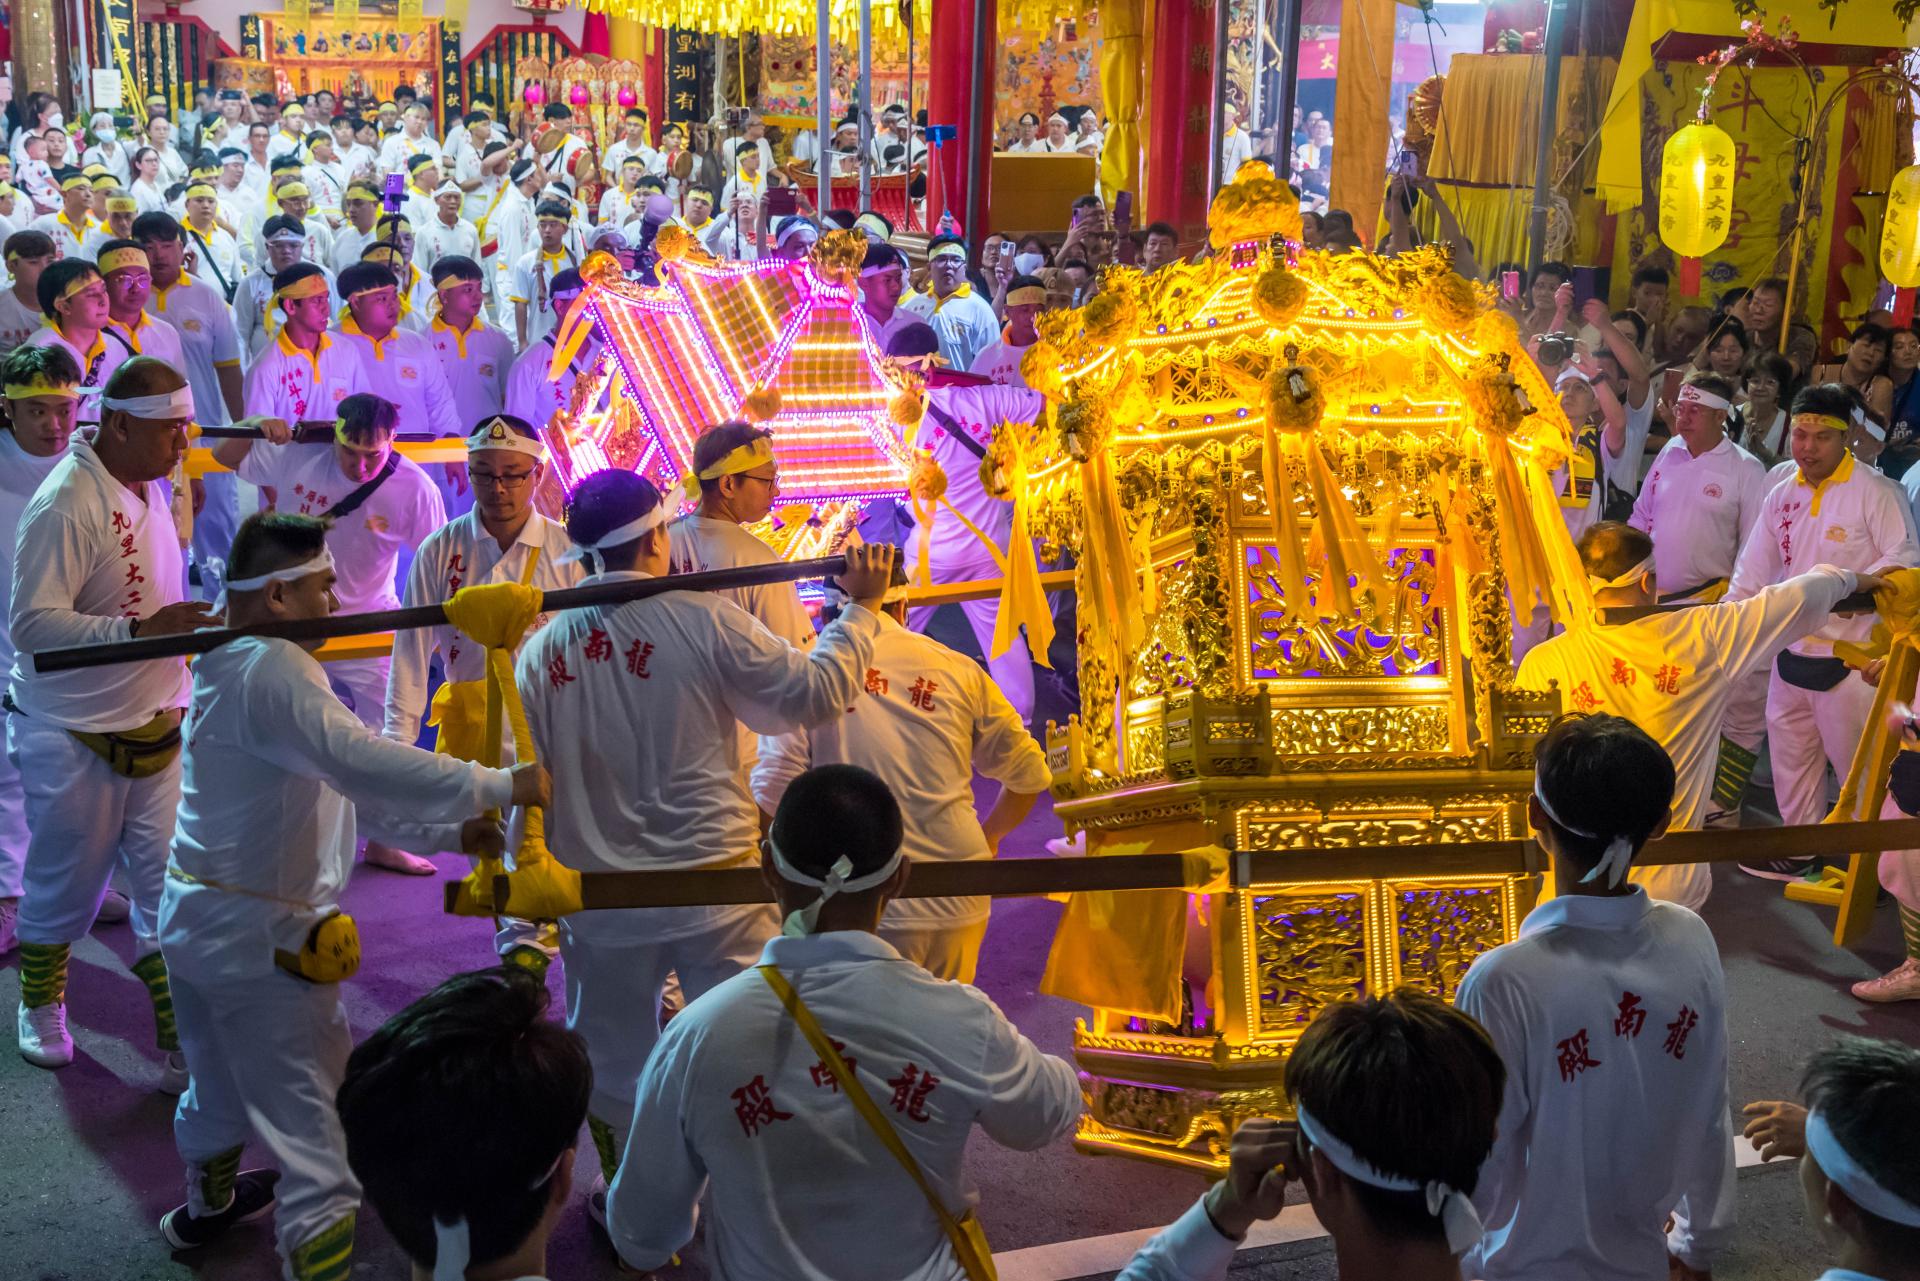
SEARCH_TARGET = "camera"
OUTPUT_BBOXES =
[724,106,749,130]
[1536,332,1577,366]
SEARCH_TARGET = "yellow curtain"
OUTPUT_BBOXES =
[608,15,647,61]
[1099,0,1145,200]
[1413,54,1617,271]
[1597,0,1920,213]
[1330,0,1396,239]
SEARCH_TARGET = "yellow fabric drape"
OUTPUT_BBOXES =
[1597,0,1920,213]
[1330,0,1396,240]
[1098,0,1144,201]
[608,15,647,61]
[442,580,584,922]
[1040,848,1228,1024]
[1414,54,1618,270]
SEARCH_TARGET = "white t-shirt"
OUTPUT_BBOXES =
[149,276,242,427]
[235,441,446,613]
[968,338,1031,388]
[241,328,369,423]
[427,317,515,430]
[0,289,44,361]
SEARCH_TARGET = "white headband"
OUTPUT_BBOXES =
[101,386,195,419]
[768,832,904,937]
[1588,553,1654,593]
[464,417,547,460]
[558,502,670,573]
[431,1147,569,1281]
[1533,781,1634,887]
[1805,1108,1920,1228]
[1294,1102,1484,1254]
[1675,384,1730,413]
[215,548,335,613]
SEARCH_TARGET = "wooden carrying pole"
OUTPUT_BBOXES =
[30,555,852,672]
[512,819,1920,935]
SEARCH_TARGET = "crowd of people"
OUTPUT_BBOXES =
[0,78,1915,1281]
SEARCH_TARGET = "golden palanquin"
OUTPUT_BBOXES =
[1003,167,1579,1171]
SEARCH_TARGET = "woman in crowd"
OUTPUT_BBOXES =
[1697,319,1751,394]
[1883,325,1920,480]
[1733,350,1796,468]
[128,147,168,216]
[1810,322,1893,444]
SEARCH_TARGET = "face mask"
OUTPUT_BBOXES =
[93,125,115,142]
[1014,252,1044,275]
[46,112,64,131]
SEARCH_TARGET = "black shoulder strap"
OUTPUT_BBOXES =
[321,452,401,521]
[189,228,236,303]
[922,398,988,461]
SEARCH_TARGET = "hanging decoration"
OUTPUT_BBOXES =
[1658,120,1737,297]
[575,0,929,48]
[1883,165,1920,326]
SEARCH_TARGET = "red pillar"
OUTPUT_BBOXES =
[927,0,996,240]
[1145,0,1213,241]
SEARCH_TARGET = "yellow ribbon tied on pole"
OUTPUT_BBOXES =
[442,580,584,921]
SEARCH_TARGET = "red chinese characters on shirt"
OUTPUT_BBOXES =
[446,550,467,592]
[887,1063,940,1121]
[864,668,889,696]
[1613,991,1646,1039]
[908,677,938,712]
[731,1075,794,1137]
[1664,1006,1698,1059]
[547,654,576,689]
[1567,680,1602,713]
[809,1038,856,1092]
[584,627,613,663]
[625,638,654,679]
[1556,1029,1602,1082]
[111,511,145,616]
[1609,658,1635,688]
[1652,664,1682,696]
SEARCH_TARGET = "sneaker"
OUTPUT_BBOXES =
[587,1172,609,1232]
[17,1001,73,1068]
[1852,958,1920,1003]
[159,1050,190,1095]
[1738,858,1817,883]
[93,889,132,926]
[159,1169,281,1250]
[0,898,17,955]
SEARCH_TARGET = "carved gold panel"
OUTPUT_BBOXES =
[1245,886,1374,1038]
[1242,544,1445,683]
[1388,879,1518,1001]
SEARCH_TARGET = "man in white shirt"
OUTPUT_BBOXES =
[857,242,915,353]
[154,509,544,1280]
[412,182,481,285]
[504,270,597,431]
[886,323,1045,723]
[235,220,338,360]
[77,191,137,263]
[600,109,659,186]
[667,421,815,650]
[377,103,440,178]
[1519,521,1875,908]
[1627,372,1772,819]
[533,105,590,194]
[754,566,1051,981]
[1727,383,1920,879]
[598,156,649,230]
[359,225,436,332]
[24,259,133,425]
[383,416,579,957]
[426,256,513,431]
[0,231,55,360]
[217,390,445,761]
[301,130,350,226]
[328,183,381,277]
[1218,103,1253,176]
[135,213,246,588]
[329,115,376,186]
[240,261,365,423]
[457,138,512,237]
[1004,112,1044,154]
[179,183,242,301]
[487,161,544,330]
[29,169,97,261]
[1455,713,1734,1281]
[10,358,218,1085]
[509,200,582,349]
[517,474,897,1198]
[0,345,86,956]
[900,236,999,373]
[970,274,1044,386]
[264,102,309,162]
[97,241,186,378]
[606,761,1080,1274]
[266,179,335,270]
[332,260,464,514]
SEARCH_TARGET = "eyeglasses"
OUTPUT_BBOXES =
[468,469,536,490]
[737,470,779,486]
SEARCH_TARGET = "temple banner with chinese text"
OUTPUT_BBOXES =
[257,15,443,99]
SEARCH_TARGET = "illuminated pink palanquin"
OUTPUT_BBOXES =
[544,248,914,522]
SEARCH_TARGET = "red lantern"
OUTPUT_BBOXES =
[524,81,546,107]
[617,85,638,108]
[569,82,590,107]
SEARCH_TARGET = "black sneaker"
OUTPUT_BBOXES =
[1738,858,1817,883]
[160,1169,280,1249]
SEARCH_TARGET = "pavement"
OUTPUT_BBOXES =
[3,630,1919,1278]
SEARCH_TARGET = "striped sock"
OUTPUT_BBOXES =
[1711,737,1758,813]
[288,1212,355,1281]
[130,952,179,1052]
[196,1145,243,1216]
[1901,904,1920,962]
[588,1113,622,1184]
[19,942,70,1009]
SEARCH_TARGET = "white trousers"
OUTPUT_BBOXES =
[1721,668,1770,752]
[326,656,392,731]
[907,580,1035,724]
[1765,668,1876,828]
[0,713,28,899]
[9,713,179,953]
[170,969,359,1274]
[881,919,990,984]
[561,904,777,1131]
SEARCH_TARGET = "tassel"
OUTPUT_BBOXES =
[1679,255,1702,297]
[1260,426,1311,627]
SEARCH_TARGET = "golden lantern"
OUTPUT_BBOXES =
[1658,121,1737,296]
[1882,166,1920,328]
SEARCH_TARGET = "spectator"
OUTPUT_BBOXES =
[1519,260,1573,343]
[1698,317,1752,394]
[899,235,999,371]
[337,967,590,1281]
[1141,221,1180,273]
[1627,265,1669,356]
[1456,712,1735,1281]
[1885,325,1920,480]
[1743,275,1789,350]
[605,764,1081,1277]
[1811,322,1894,453]
[1734,350,1796,467]
[1659,304,1714,373]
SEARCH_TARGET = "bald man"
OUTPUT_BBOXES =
[9,358,220,1086]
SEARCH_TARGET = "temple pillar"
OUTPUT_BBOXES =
[1145,0,1214,238]
[927,0,996,239]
